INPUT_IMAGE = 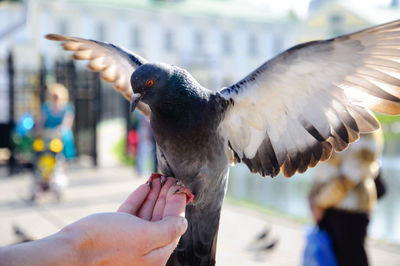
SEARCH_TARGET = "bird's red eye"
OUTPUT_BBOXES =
[147,80,154,87]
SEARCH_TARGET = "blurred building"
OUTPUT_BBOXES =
[1,0,399,167]
[0,0,299,90]
[0,0,300,169]
[2,0,399,87]
[298,0,400,42]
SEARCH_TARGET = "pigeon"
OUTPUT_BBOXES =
[248,226,278,254]
[13,224,35,243]
[46,19,400,265]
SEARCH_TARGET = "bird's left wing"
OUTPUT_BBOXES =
[46,34,151,117]
[219,20,400,177]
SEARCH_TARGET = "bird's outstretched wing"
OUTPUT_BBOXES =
[46,34,151,117]
[219,20,400,177]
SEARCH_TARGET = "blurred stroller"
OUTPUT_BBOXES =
[30,130,68,202]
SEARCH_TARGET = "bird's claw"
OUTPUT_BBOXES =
[174,187,195,205]
[175,179,184,187]
[146,173,164,188]
[145,174,194,204]
[160,175,167,185]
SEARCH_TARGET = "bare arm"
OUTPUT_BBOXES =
[0,231,81,266]
[0,176,188,266]
[60,112,74,130]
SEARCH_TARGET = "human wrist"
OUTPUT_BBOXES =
[41,229,86,266]
[57,224,97,266]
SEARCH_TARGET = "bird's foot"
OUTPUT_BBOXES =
[145,173,167,188]
[174,187,195,205]
[175,179,184,186]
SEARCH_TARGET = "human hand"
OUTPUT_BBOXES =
[62,176,188,266]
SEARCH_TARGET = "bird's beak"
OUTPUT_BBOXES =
[130,93,142,112]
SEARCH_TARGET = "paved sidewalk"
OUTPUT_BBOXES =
[0,166,399,265]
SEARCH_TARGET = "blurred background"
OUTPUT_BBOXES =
[0,0,399,265]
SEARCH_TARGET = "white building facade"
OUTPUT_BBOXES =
[1,0,298,89]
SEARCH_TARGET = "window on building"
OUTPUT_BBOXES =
[58,19,68,35]
[222,32,232,56]
[273,35,283,54]
[248,34,258,57]
[164,29,174,52]
[97,23,106,41]
[131,26,141,49]
[329,14,344,36]
[194,30,204,54]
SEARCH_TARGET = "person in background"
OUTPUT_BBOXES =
[36,83,76,160]
[32,83,76,199]
[308,129,384,266]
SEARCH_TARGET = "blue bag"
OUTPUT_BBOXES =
[303,226,338,266]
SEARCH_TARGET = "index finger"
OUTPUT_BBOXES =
[151,177,176,221]
[137,177,162,220]
[117,183,151,214]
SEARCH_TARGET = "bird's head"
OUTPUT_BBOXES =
[129,63,171,112]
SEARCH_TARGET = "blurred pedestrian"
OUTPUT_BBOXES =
[36,83,76,160]
[32,83,76,200]
[308,129,384,266]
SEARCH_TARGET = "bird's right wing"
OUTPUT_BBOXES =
[46,34,151,117]
[219,20,400,177]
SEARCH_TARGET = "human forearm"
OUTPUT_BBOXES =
[0,230,83,266]
[61,114,74,130]
[0,177,188,266]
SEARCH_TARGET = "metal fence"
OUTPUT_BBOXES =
[0,52,42,174]
[0,51,128,174]
[0,53,15,173]
[55,60,100,166]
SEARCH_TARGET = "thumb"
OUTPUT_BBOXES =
[147,216,188,250]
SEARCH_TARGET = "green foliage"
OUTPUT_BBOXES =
[375,113,400,141]
[112,138,136,166]
[287,9,299,21]
[375,113,400,124]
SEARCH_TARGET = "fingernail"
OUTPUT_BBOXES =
[161,175,167,185]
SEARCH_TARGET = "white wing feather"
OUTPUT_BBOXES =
[220,20,400,177]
